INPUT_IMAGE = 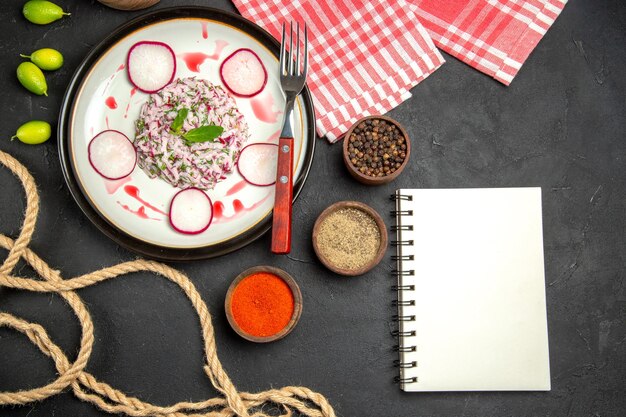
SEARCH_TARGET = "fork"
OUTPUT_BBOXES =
[271,22,308,254]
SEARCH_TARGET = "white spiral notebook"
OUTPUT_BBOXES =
[392,188,550,392]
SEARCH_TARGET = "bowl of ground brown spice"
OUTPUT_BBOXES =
[343,115,410,185]
[312,201,388,276]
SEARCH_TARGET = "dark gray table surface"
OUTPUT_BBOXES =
[1,0,624,416]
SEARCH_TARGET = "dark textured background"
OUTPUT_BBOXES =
[1,0,625,416]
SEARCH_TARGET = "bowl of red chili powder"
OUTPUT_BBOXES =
[225,266,302,343]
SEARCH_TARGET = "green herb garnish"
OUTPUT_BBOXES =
[170,108,189,134]
[183,125,224,144]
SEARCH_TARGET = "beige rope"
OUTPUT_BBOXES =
[0,149,336,417]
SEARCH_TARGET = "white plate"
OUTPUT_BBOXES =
[59,8,315,260]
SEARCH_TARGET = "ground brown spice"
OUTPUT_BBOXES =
[316,208,381,270]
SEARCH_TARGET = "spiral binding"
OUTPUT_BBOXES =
[390,240,414,246]
[391,225,414,232]
[390,194,413,201]
[391,284,414,291]
[392,300,416,307]
[393,344,417,352]
[390,210,413,217]
[391,192,417,386]
[392,315,416,322]
[391,330,416,337]
[394,376,418,383]
[391,269,415,276]
[393,360,418,368]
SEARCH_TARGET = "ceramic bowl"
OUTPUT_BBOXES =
[312,201,388,276]
[225,265,302,343]
[342,115,411,185]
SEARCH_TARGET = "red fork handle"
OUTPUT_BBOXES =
[271,137,294,254]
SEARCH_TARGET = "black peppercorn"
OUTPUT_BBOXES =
[347,118,407,178]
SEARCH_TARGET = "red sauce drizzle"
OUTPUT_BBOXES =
[246,194,271,211]
[105,116,110,129]
[102,64,125,96]
[104,176,131,194]
[105,96,118,109]
[233,199,245,213]
[117,202,160,221]
[211,40,228,60]
[124,87,139,119]
[179,40,229,72]
[102,64,126,97]
[201,22,209,39]
[225,180,247,196]
[212,194,271,224]
[267,129,281,144]
[123,185,167,215]
[250,92,282,123]
[213,201,225,219]
[180,52,210,72]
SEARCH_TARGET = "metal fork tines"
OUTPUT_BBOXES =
[279,22,308,138]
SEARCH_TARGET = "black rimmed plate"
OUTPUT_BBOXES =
[58,7,315,261]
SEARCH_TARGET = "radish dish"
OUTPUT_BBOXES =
[133,77,249,190]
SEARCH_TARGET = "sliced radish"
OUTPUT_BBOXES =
[126,41,176,93]
[88,130,137,180]
[169,188,213,234]
[237,143,278,186]
[220,48,267,97]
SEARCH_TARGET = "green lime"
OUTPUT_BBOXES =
[17,62,48,96]
[22,0,70,25]
[12,121,52,145]
[20,48,64,71]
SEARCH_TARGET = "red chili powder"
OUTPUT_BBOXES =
[231,272,295,337]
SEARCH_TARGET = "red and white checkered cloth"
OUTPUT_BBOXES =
[408,0,568,85]
[232,0,568,142]
[233,0,445,142]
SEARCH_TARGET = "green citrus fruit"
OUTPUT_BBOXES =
[22,0,70,25]
[21,48,64,71]
[17,62,48,96]
[12,121,52,145]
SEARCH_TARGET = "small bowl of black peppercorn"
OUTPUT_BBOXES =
[342,115,410,185]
